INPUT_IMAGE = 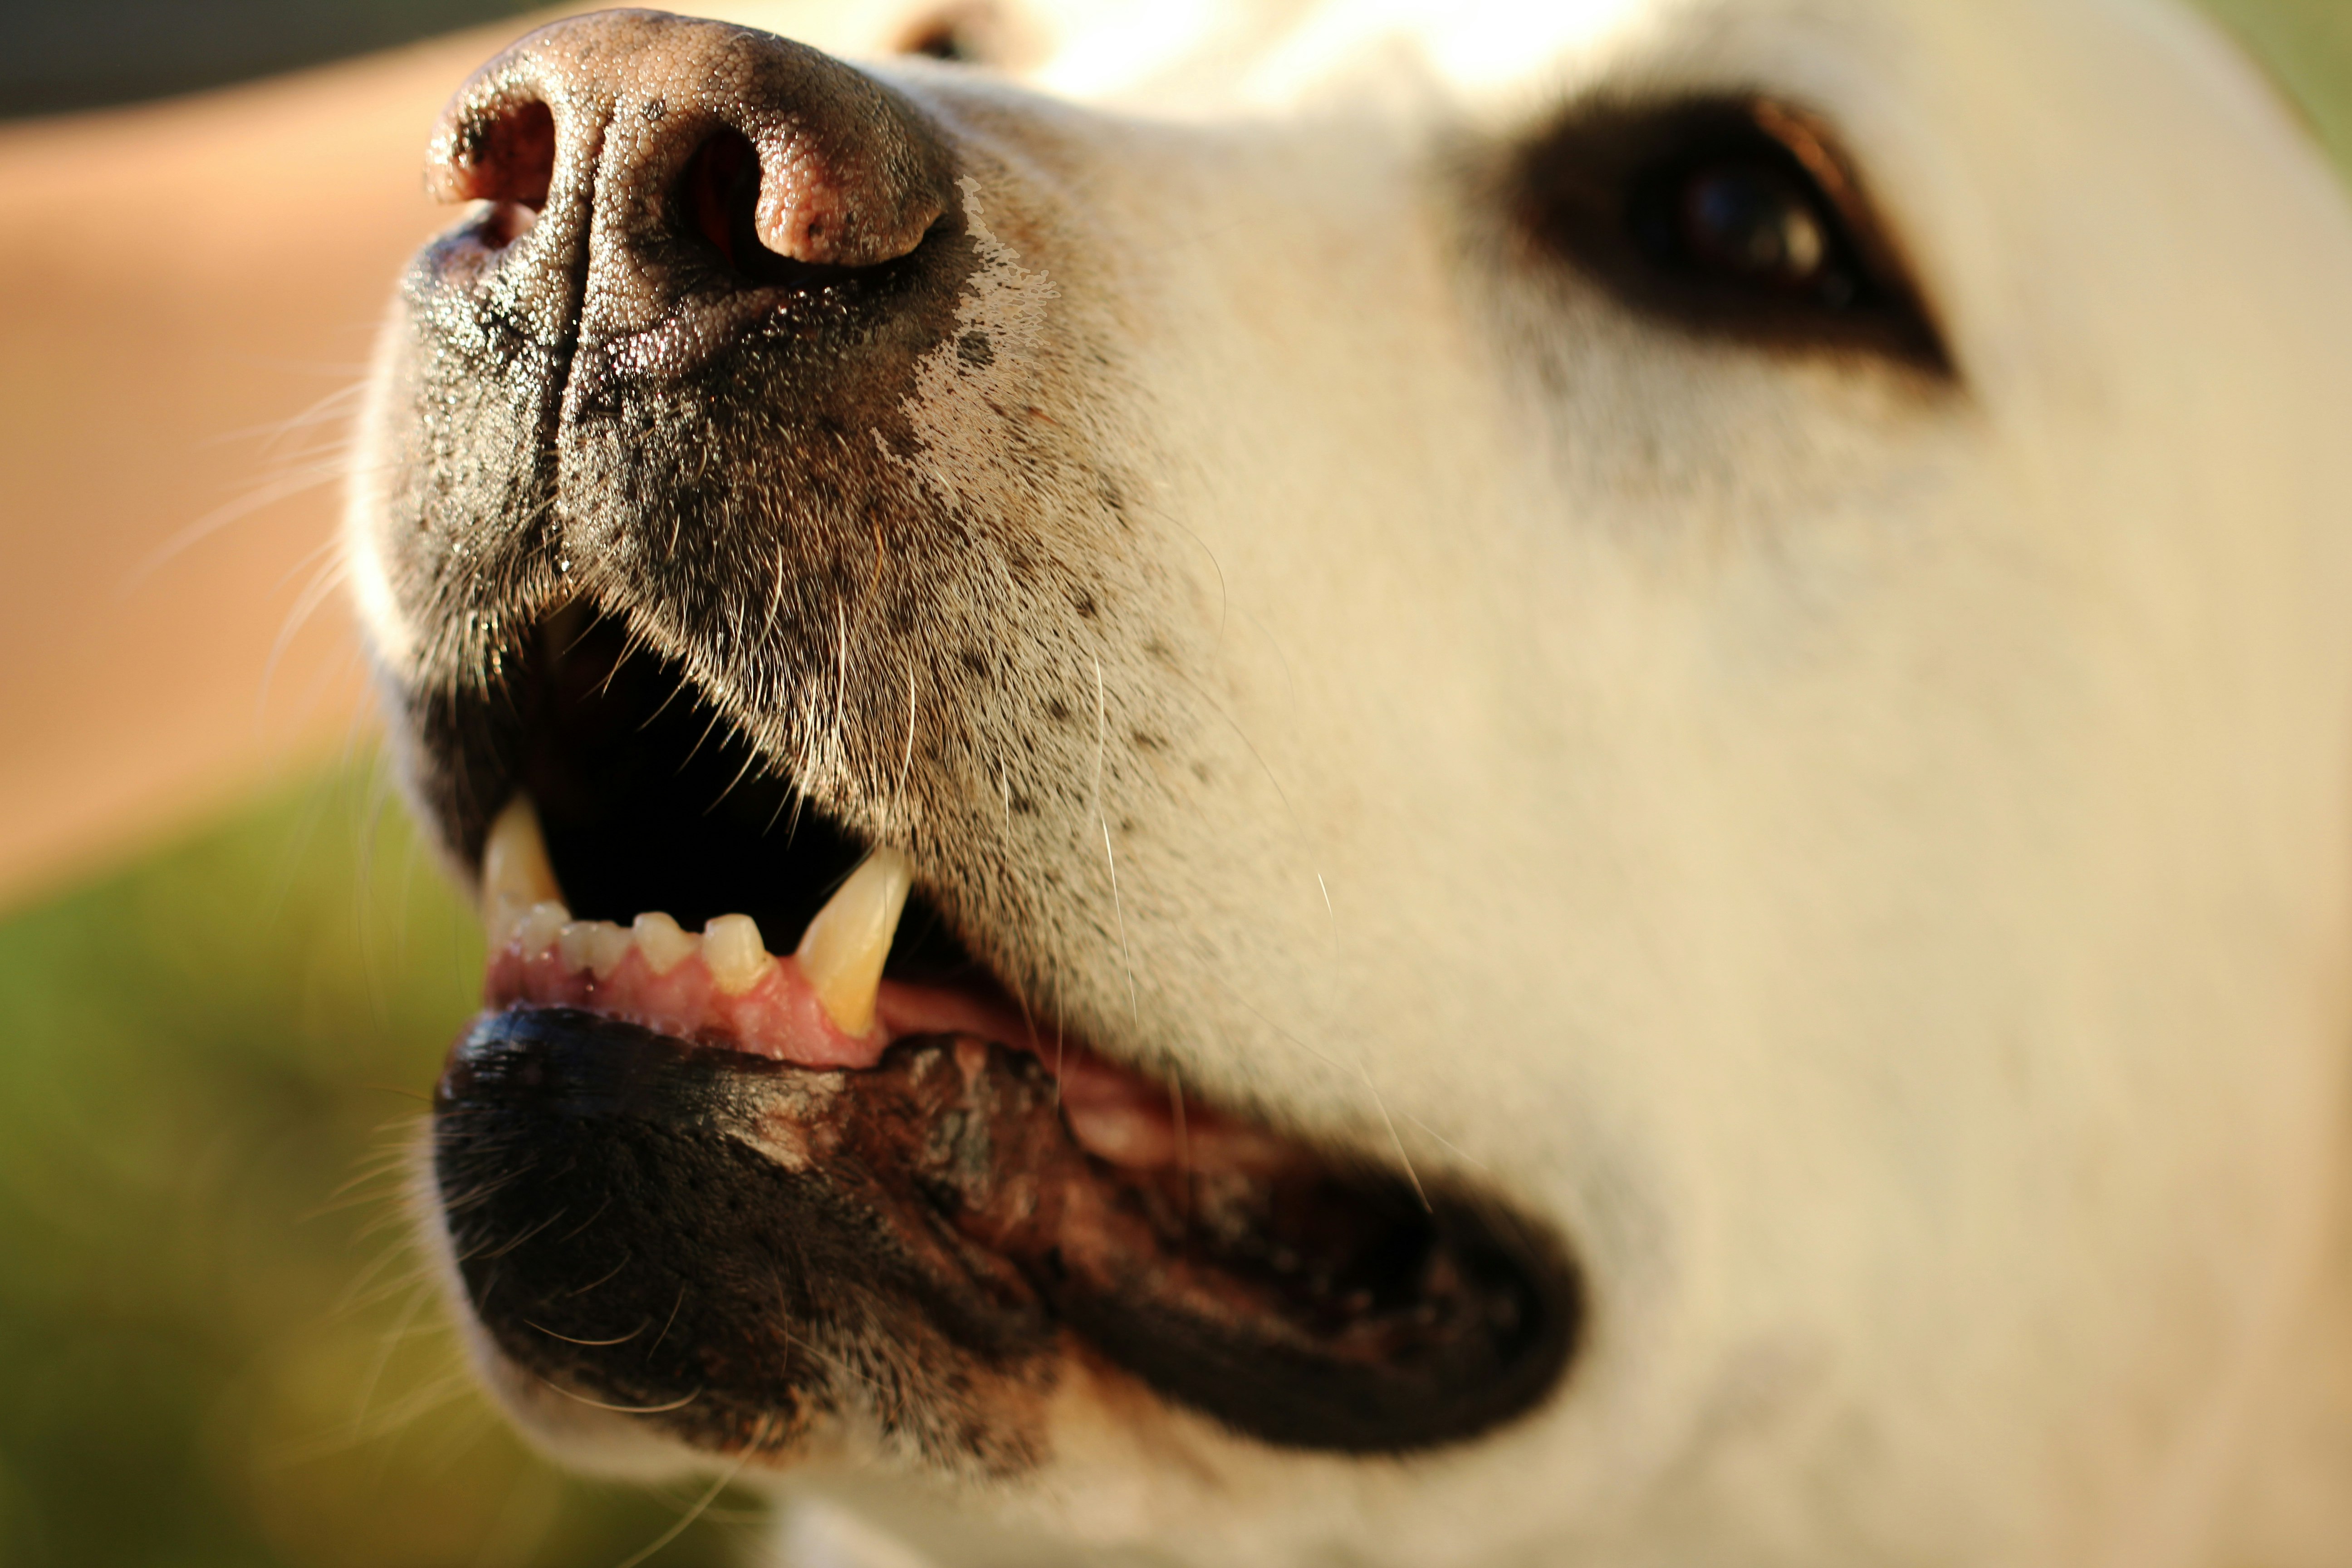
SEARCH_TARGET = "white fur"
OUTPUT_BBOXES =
[353,0,2352,1561]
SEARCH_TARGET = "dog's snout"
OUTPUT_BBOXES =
[426,8,955,335]
[376,9,1001,710]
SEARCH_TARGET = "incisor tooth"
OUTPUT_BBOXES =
[632,911,697,975]
[796,848,911,1036]
[704,913,770,995]
[517,901,568,959]
[586,923,632,980]
[483,795,564,937]
[557,920,608,974]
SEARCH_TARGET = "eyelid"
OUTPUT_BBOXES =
[1744,101,1935,333]
[1751,103,1853,226]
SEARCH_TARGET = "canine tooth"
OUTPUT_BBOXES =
[632,911,697,975]
[703,913,771,995]
[517,900,569,959]
[795,848,911,1036]
[482,795,563,936]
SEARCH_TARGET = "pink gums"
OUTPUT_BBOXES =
[482,933,1284,1172]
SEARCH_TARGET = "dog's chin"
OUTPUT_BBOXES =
[416,610,1580,1481]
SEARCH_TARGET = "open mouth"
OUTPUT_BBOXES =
[427,607,1578,1459]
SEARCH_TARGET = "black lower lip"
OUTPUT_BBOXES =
[434,1006,1061,1468]
[432,1006,1582,1461]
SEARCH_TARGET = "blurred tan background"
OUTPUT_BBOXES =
[0,6,760,1562]
[0,1,2344,1563]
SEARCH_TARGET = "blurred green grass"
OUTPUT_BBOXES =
[0,2,2345,1565]
[0,769,750,1566]
[2204,0,2352,170]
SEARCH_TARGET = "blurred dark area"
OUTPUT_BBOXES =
[0,0,532,118]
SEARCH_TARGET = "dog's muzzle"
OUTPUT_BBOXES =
[372,8,1581,1473]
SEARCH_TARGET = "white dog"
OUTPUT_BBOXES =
[339,1,2352,1563]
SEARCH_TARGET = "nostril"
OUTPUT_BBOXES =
[681,129,759,272]
[677,128,837,288]
[456,99,556,210]
[481,201,539,250]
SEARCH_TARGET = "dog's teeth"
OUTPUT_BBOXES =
[557,919,629,976]
[703,913,772,995]
[482,795,564,937]
[517,900,568,959]
[555,921,593,971]
[587,922,633,979]
[795,847,911,1036]
[1062,1098,1178,1168]
[632,911,697,975]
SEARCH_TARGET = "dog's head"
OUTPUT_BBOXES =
[346,0,2352,1561]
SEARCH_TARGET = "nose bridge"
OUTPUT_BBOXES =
[426,8,955,341]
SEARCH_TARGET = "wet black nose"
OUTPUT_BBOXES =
[424,6,954,345]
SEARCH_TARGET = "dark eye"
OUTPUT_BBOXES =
[1669,162,1838,295]
[1514,99,1947,373]
[896,5,1004,64]
[902,20,976,60]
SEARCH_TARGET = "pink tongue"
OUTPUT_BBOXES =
[483,934,1236,1170]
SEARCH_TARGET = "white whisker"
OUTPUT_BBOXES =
[538,1379,705,1415]
[1092,655,1140,1027]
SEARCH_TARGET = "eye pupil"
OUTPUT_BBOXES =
[1679,163,1828,287]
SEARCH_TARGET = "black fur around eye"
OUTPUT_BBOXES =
[1514,99,1948,373]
